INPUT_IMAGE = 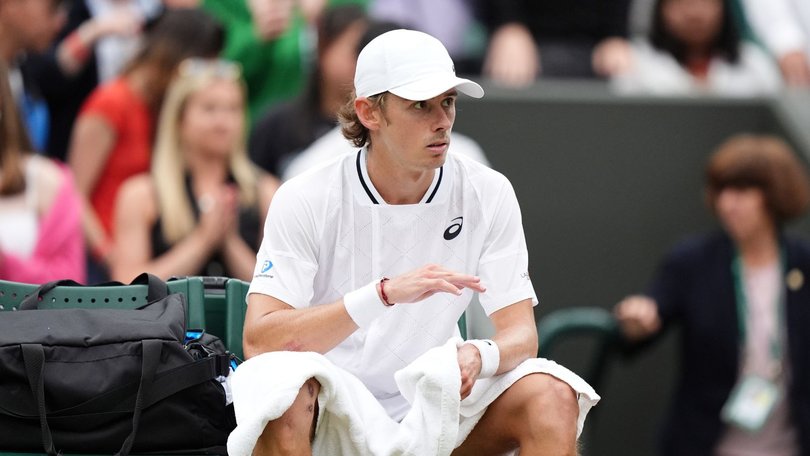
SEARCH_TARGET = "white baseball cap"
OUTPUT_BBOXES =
[354,29,484,101]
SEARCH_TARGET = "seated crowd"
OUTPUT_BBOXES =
[1,0,807,285]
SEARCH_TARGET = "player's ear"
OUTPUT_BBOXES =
[355,96,382,131]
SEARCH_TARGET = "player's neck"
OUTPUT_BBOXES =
[366,147,436,205]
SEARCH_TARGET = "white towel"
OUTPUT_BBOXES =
[227,337,600,456]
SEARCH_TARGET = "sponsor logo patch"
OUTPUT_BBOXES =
[443,217,463,240]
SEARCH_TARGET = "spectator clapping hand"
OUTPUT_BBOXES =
[778,50,810,86]
[592,37,635,77]
[247,0,295,41]
[483,23,539,88]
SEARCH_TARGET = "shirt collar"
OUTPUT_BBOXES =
[354,147,444,205]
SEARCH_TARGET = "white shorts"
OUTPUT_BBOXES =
[227,338,600,456]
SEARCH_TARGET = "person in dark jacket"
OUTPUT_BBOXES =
[615,133,810,455]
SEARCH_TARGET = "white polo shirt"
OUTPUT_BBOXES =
[249,147,538,419]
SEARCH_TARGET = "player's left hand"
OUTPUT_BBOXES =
[457,342,482,400]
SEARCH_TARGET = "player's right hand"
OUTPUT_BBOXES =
[456,343,482,400]
[382,264,486,304]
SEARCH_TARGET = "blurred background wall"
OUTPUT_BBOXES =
[452,81,810,456]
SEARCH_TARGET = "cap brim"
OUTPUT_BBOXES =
[389,73,484,101]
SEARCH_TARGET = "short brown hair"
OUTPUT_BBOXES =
[338,92,386,147]
[706,134,810,224]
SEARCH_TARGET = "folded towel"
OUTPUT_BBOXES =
[228,337,600,456]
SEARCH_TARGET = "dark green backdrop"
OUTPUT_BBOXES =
[452,81,810,456]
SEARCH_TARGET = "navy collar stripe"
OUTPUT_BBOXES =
[356,149,444,205]
[425,166,443,203]
[356,150,379,204]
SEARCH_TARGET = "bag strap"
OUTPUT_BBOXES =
[116,339,161,456]
[43,353,230,418]
[22,340,163,456]
[20,273,169,310]
[21,344,56,455]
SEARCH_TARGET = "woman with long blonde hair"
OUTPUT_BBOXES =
[110,58,277,282]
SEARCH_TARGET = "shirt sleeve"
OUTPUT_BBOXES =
[476,177,539,315]
[79,83,125,131]
[741,0,806,56]
[248,182,319,308]
[647,242,693,326]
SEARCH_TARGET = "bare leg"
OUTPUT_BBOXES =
[452,373,579,456]
[253,378,320,456]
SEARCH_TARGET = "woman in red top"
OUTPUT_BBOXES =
[68,8,223,281]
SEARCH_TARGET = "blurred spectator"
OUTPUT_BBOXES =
[481,0,633,86]
[740,0,810,87]
[109,58,277,282]
[24,0,161,161]
[0,60,85,284]
[0,0,66,61]
[162,0,200,7]
[614,134,810,455]
[249,3,367,176]
[67,8,223,282]
[367,0,487,74]
[608,0,781,96]
[202,0,309,122]
[0,0,67,152]
[71,0,161,82]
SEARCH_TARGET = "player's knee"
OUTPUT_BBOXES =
[255,417,301,454]
[521,375,578,437]
[254,379,319,455]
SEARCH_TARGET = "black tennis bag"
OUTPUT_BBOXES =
[0,275,236,455]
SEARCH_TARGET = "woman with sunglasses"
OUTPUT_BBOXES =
[108,58,278,283]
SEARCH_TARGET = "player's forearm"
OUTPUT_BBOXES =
[491,321,538,375]
[243,299,359,358]
[484,299,538,375]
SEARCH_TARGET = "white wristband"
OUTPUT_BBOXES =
[344,281,388,329]
[464,339,500,378]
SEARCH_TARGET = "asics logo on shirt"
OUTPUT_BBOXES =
[443,217,463,240]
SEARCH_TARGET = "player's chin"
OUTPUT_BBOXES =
[425,149,448,166]
[427,156,447,170]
